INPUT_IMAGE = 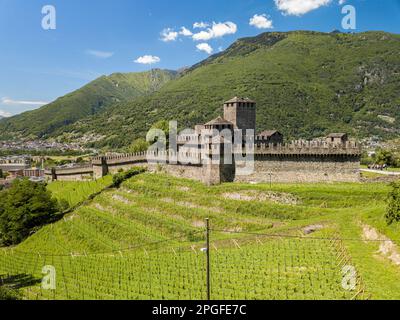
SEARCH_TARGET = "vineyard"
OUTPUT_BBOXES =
[1,173,400,300]
[47,176,113,207]
[0,235,366,300]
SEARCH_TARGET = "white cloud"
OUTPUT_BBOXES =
[274,0,332,16]
[193,22,209,29]
[338,0,346,4]
[249,14,274,29]
[160,28,179,42]
[192,30,212,41]
[134,55,161,65]
[85,50,114,59]
[192,21,237,41]
[196,43,213,55]
[1,97,48,106]
[0,110,12,118]
[179,27,193,37]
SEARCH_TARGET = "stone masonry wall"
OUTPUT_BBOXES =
[235,154,360,183]
[147,163,207,183]
[49,151,361,184]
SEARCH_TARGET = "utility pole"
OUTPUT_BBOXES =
[205,218,211,301]
[268,172,272,188]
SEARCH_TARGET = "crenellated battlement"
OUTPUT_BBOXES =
[254,140,361,156]
[89,139,361,165]
[91,152,148,164]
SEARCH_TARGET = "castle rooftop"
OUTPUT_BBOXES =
[258,130,280,137]
[205,117,234,126]
[224,97,256,104]
[327,133,347,138]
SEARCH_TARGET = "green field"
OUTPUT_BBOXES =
[1,173,400,300]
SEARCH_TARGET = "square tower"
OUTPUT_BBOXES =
[223,97,256,134]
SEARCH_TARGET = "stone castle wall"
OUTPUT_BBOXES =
[44,166,93,181]
[235,154,360,183]
[47,143,361,184]
[224,104,256,133]
[147,163,205,183]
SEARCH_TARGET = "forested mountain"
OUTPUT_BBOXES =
[1,31,399,148]
[0,69,177,140]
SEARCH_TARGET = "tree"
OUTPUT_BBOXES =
[386,182,400,225]
[0,169,3,179]
[128,138,150,153]
[149,120,170,146]
[151,120,170,135]
[0,179,60,246]
[375,150,395,166]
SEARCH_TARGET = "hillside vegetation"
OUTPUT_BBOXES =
[2,31,397,149]
[1,31,399,149]
[0,69,177,140]
[1,173,400,299]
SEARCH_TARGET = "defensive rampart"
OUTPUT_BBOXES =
[46,141,362,184]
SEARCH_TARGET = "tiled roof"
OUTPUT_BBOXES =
[327,133,347,138]
[258,130,280,137]
[205,117,234,126]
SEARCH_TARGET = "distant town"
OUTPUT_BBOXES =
[0,140,88,153]
[0,140,96,187]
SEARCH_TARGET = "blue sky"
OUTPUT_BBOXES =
[0,0,399,117]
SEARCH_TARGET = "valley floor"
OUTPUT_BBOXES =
[1,173,400,300]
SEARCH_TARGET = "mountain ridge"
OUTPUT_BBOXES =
[0,69,178,140]
[1,31,399,148]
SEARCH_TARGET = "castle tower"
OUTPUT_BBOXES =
[223,97,256,135]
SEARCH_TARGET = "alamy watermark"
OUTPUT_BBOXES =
[42,265,56,290]
[42,5,56,30]
[341,5,356,30]
[341,265,357,291]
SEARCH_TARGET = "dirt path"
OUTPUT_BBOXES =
[362,224,400,266]
[361,169,400,176]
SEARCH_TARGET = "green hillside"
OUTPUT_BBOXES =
[0,69,177,140]
[1,31,399,148]
[60,31,400,148]
[1,173,400,299]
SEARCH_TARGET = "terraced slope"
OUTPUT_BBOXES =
[0,174,400,299]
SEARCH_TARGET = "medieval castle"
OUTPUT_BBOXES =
[46,97,361,185]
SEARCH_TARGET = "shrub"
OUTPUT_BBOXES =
[112,167,146,188]
[386,182,400,225]
[0,286,20,300]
